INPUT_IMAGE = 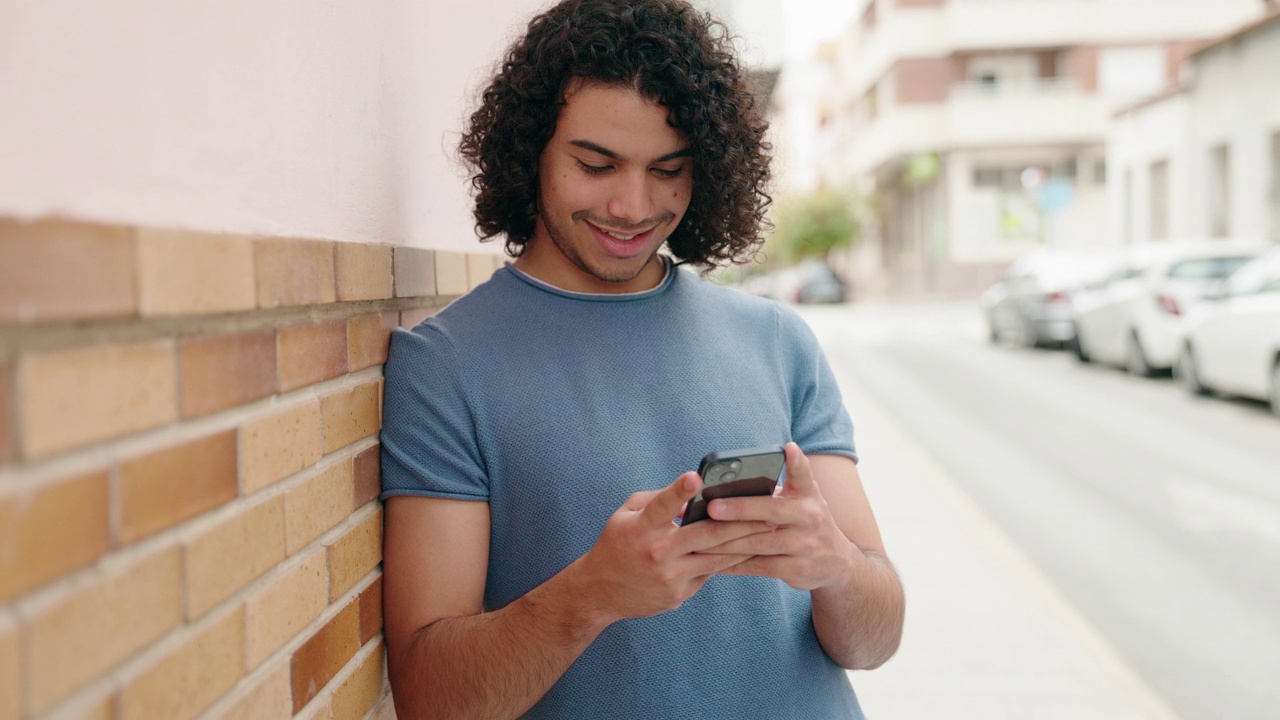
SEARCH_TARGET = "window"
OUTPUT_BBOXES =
[1208,144,1231,238]
[1149,159,1170,241]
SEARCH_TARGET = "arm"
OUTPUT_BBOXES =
[701,443,905,670]
[383,476,770,719]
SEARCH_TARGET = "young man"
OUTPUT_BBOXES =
[379,1,905,717]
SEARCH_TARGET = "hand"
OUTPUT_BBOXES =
[698,443,858,591]
[570,472,775,623]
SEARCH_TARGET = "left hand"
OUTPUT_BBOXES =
[697,442,859,591]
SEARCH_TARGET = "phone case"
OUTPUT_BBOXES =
[680,445,786,524]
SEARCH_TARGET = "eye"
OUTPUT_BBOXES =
[651,166,685,179]
[576,160,611,175]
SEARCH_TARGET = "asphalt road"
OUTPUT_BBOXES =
[797,301,1280,720]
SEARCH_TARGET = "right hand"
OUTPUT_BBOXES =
[569,472,776,623]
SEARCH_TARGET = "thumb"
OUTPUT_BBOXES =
[780,442,818,496]
[640,472,701,527]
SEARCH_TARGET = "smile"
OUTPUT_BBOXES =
[585,221,658,258]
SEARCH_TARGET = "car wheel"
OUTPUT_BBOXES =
[1178,345,1209,396]
[1270,360,1280,419]
[1072,327,1091,363]
[1126,331,1153,377]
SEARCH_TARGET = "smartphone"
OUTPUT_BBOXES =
[680,445,786,525]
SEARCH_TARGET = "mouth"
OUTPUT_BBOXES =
[586,221,658,258]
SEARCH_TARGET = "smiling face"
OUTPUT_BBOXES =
[515,81,694,294]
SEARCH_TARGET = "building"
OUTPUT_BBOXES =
[819,0,1264,297]
[1110,10,1280,245]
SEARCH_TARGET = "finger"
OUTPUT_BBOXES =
[779,442,818,496]
[686,551,753,577]
[675,517,776,553]
[639,472,701,528]
[697,528,798,557]
[706,493,796,525]
[717,555,783,578]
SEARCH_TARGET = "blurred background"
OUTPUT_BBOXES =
[1,1,1278,719]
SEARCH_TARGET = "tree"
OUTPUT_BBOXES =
[770,189,862,265]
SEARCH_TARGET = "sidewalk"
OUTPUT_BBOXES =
[835,369,1180,719]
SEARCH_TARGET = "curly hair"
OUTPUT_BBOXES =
[458,0,772,268]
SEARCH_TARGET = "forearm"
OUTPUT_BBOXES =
[389,561,611,720]
[811,548,904,670]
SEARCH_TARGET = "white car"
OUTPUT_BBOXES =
[981,249,1112,348]
[1072,241,1264,375]
[1178,248,1280,416]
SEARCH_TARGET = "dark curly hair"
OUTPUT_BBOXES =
[458,0,772,268]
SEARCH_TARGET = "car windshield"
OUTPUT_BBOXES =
[1166,256,1254,279]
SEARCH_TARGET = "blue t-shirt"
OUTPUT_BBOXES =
[381,261,865,719]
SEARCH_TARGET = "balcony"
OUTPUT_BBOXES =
[946,78,1109,147]
[845,79,1108,174]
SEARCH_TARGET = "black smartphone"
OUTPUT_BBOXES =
[680,445,786,525]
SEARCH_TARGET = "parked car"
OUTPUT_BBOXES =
[748,261,848,304]
[981,249,1111,347]
[1071,241,1265,375]
[1178,248,1280,416]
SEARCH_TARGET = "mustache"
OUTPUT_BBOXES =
[573,210,675,232]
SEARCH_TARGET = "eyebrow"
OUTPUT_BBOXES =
[568,139,692,163]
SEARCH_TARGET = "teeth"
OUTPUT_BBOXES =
[605,230,639,241]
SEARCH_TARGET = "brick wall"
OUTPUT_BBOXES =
[0,218,503,720]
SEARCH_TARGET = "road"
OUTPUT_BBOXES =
[797,301,1280,720]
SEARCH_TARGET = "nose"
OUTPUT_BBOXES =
[605,170,656,226]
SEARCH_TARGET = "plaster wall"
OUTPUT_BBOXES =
[0,0,546,251]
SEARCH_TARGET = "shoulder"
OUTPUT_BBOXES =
[676,268,786,324]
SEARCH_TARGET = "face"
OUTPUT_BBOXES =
[516,81,694,294]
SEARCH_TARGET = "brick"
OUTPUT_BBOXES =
[347,312,397,372]
[392,247,435,298]
[334,243,393,302]
[245,551,328,670]
[331,642,386,720]
[185,496,285,619]
[285,461,355,555]
[466,253,496,290]
[27,545,183,713]
[119,607,244,720]
[0,471,110,601]
[434,251,469,296]
[18,341,176,460]
[291,599,359,713]
[0,616,18,720]
[119,431,238,544]
[0,219,136,324]
[135,229,256,316]
[0,361,11,464]
[327,509,383,602]
[279,321,348,392]
[352,444,381,509]
[321,383,381,454]
[398,306,436,329]
[358,576,383,645]
[179,331,277,419]
[255,239,336,308]
[239,401,323,495]
[208,658,291,720]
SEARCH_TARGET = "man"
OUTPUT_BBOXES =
[379,1,905,717]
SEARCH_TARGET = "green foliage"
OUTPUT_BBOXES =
[770,189,862,265]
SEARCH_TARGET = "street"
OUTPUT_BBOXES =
[796,301,1280,720]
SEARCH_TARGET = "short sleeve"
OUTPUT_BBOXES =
[380,325,490,501]
[776,308,858,463]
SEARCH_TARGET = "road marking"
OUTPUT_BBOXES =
[1166,475,1280,545]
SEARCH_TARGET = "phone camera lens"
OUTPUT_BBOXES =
[719,471,738,483]
[728,461,742,471]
